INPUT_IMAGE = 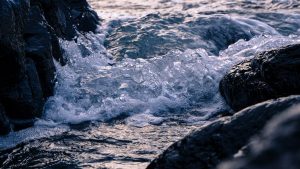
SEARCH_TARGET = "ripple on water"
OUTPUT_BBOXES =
[0,123,199,169]
[88,0,300,20]
[105,13,280,59]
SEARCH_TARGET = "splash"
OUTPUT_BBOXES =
[42,30,300,126]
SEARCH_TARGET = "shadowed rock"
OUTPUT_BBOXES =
[147,95,300,169]
[0,0,100,134]
[32,0,100,40]
[0,0,43,121]
[0,104,11,135]
[220,44,300,111]
[218,104,300,169]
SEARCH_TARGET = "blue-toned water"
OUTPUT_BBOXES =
[1,0,300,168]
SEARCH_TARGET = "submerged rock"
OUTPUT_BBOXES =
[0,0,100,134]
[147,95,300,169]
[220,44,300,111]
[218,104,300,169]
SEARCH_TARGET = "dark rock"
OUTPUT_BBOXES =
[0,58,43,120]
[0,104,11,135]
[0,0,28,86]
[32,0,77,40]
[0,0,43,120]
[217,104,300,169]
[0,1,46,122]
[0,0,100,134]
[50,30,68,66]
[220,44,300,111]
[147,95,300,169]
[32,0,100,40]
[219,60,277,111]
[24,5,56,98]
[65,0,100,32]
[0,41,25,92]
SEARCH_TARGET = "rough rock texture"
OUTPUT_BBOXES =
[0,104,11,135]
[32,0,100,40]
[218,104,300,169]
[147,95,300,169]
[220,44,300,111]
[0,0,42,122]
[24,6,57,98]
[0,0,99,134]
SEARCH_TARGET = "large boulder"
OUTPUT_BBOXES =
[0,0,43,123]
[220,44,300,111]
[0,0,100,134]
[147,95,300,169]
[218,104,300,169]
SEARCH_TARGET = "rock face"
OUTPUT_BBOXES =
[147,96,300,169]
[218,104,300,169]
[0,104,11,135]
[0,0,100,134]
[220,44,300,111]
[31,0,100,40]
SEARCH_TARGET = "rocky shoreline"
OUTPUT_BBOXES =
[1,1,300,169]
[148,44,300,169]
[0,0,100,134]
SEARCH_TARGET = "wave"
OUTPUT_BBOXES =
[1,13,299,150]
[43,25,299,126]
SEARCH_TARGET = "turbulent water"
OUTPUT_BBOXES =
[1,0,300,168]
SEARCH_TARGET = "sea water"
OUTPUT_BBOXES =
[1,0,300,168]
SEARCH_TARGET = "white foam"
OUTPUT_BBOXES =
[42,32,300,126]
[0,123,69,150]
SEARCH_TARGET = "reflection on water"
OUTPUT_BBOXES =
[0,123,199,169]
[88,0,300,20]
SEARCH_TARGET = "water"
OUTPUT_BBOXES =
[1,0,300,168]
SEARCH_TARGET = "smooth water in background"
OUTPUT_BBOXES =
[1,0,300,168]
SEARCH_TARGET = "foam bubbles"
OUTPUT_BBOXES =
[42,32,300,127]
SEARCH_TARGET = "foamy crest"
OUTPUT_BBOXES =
[42,33,300,126]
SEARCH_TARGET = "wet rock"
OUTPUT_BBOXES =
[0,104,11,135]
[32,0,100,40]
[219,60,277,111]
[0,0,100,134]
[24,5,56,98]
[0,0,42,121]
[147,95,300,169]
[0,0,28,86]
[218,104,300,169]
[65,0,100,32]
[3,57,44,120]
[220,44,300,111]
